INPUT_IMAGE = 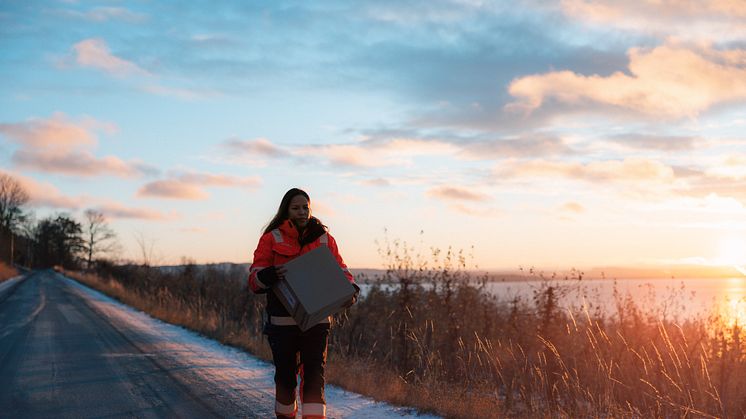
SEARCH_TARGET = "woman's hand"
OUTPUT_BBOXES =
[257,264,287,288]
[275,265,287,281]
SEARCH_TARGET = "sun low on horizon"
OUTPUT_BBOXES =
[2,1,746,276]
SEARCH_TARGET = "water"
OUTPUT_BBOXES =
[359,277,746,321]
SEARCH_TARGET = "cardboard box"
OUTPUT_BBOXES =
[273,245,355,331]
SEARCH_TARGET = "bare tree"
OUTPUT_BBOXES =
[133,230,162,266]
[0,173,30,264]
[0,173,29,231]
[82,209,119,269]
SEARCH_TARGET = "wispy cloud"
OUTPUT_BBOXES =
[427,185,490,202]
[560,0,746,41]
[494,158,677,184]
[606,134,704,151]
[137,171,261,200]
[360,178,391,187]
[138,180,209,200]
[222,138,290,158]
[0,112,110,151]
[73,38,150,77]
[560,201,585,213]
[0,113,157,178]
[92,202,178,221]
[175,171,262,188]
[508,44,746,118]
[7,171,86,209]
[13,150,157,178]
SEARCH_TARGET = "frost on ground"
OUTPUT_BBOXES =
[60,273,440,419]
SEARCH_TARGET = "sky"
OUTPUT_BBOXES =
[1,0,746,275]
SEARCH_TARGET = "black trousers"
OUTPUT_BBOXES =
[266,323,330,415]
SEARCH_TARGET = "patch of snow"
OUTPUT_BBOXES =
[0,274,25,295]
[59,273,440,419]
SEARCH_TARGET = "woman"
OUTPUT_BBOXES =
[248,188,357,419]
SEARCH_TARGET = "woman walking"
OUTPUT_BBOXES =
[248,188,357,419]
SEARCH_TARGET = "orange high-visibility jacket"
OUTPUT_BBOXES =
[248,218,354,297]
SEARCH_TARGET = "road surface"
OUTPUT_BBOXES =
[0,270,437,419]
[0,270,268,418]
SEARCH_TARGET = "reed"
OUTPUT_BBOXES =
[65,251,745,418]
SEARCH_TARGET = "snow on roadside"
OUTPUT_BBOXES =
[0,274,25,295]
[60,273,440,419]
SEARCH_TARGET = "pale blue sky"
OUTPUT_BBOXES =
[2,1,746,273]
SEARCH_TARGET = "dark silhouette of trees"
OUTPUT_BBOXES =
[32,214,84,269]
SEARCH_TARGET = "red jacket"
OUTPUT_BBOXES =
[249,218,354,298]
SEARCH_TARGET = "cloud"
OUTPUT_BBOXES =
[295,137,460,168]
[176,172,262,188]
[73,38,150,77]
[427,185,490,202]
[222,138,290,158]
[137,171,262,200]
[0,112,111,151]
[508,44,746,118]
[560,201,585,213]
[1,169,84,209]
[495,158,677,184]
[13,150,157,178]
[460,135,575,158]
[0,113,156,178]
[606,134,703,151]
[92,202,178,221]
[360,178,391,187]
[137,180,209,200]
[560,0,746,41]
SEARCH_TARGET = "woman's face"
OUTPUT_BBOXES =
[287,194,310,229]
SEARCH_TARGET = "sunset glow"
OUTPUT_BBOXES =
[2,1,745,273]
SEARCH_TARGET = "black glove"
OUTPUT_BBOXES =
[257,266,281,289]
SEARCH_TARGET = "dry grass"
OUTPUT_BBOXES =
[0,262,18,282]
[63,252,746,418]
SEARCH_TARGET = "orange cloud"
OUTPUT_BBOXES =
[176,172,261,188]
[427,186,490,202]
[93,202,178,221]
[0,113,156,178]
[0,112,113,151]
[1,170,84,209]
[73,38,149,77]
[508,44,746,118]
[560,201,585,213]
[560,0,746,40]
[137,172,261,200]
[13,150,155,178]
[137,180,209,200]
[495,158,676,184]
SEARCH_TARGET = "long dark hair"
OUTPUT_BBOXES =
[263,188,311,234]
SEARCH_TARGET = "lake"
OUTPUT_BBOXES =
[359,276,746,322]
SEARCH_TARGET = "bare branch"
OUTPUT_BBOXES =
[0,173,30,231]
[82,209,120,269]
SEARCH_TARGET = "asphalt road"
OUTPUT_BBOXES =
[0,270,272,419]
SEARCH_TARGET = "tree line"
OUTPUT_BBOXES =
[0,173,118,270]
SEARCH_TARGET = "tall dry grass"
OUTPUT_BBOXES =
[0,262,18,282]
[66,247,745,418]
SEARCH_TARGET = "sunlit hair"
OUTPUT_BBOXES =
[263,188,311,234]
